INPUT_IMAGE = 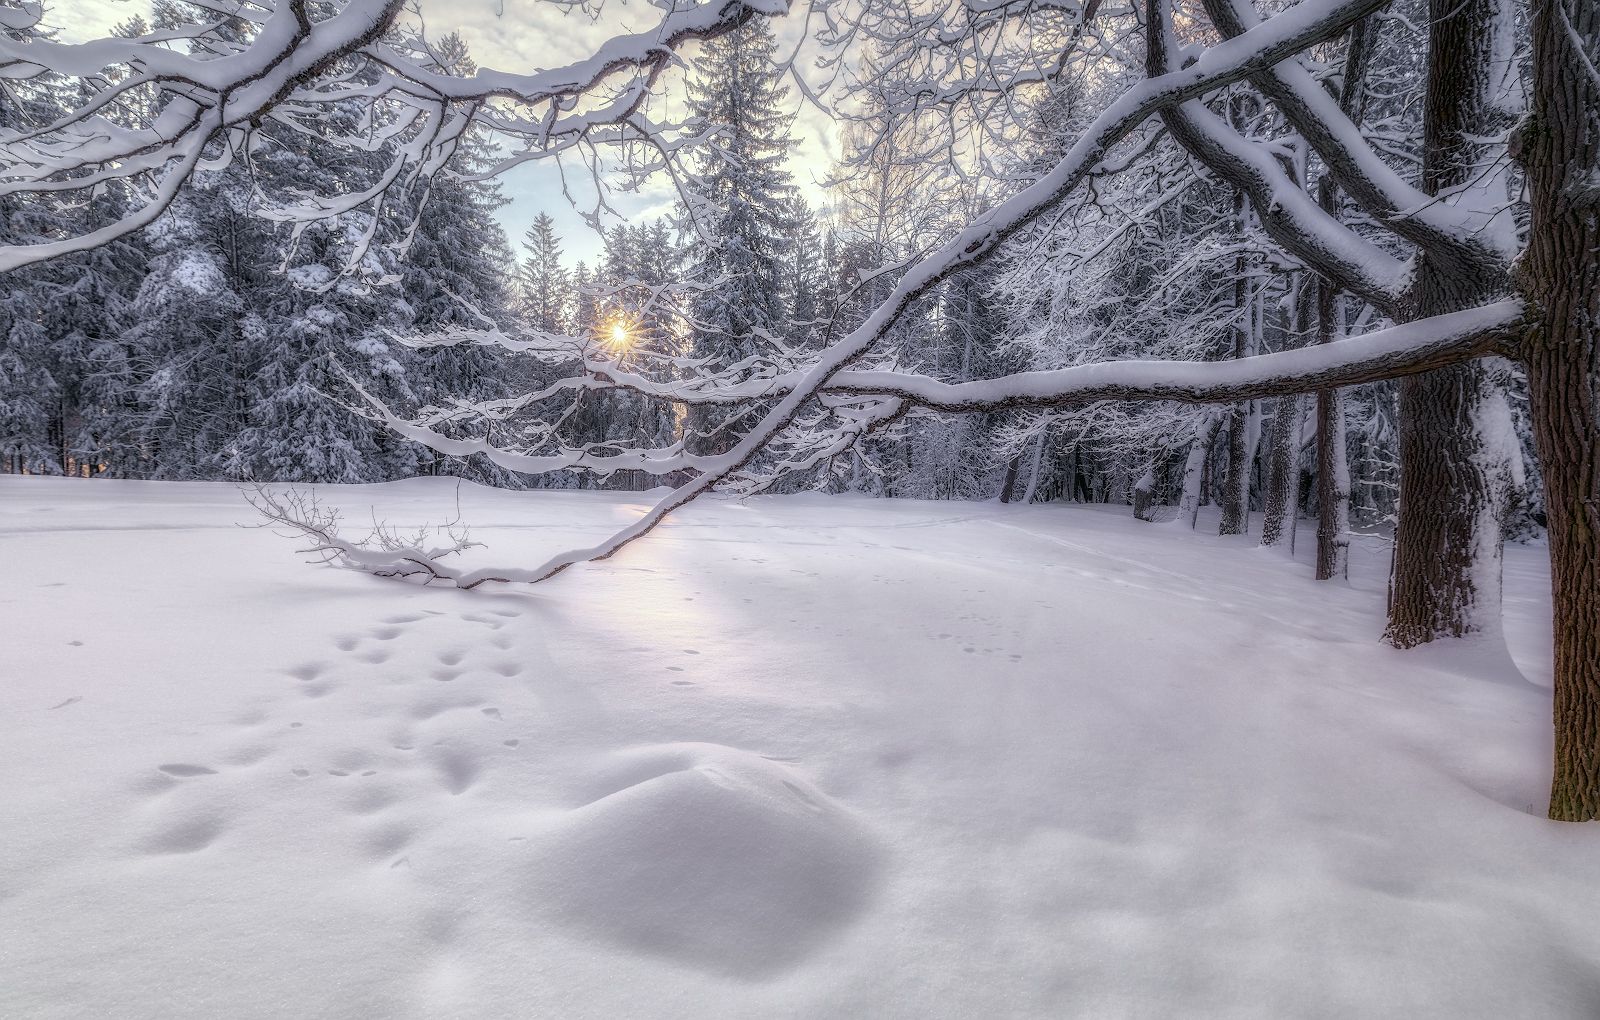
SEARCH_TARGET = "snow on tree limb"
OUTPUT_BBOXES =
[346,299,1521,483]
[4,0,1485,589]
[281,0,1408,585]
[1198,0,1508,276]
[0,0,791,272]
[822,300,1524,410]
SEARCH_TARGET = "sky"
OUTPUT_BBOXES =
[53,0,840,267]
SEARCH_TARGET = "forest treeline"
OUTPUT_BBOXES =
[0,3,1540,542]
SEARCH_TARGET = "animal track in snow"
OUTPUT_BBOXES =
[363,822,413,859]
[431,668,461,683]
[436,649,466,666]
[224,745,272,767]
[285,662,326,681]
[490,634,514,650]
[481,707,502,720]
[432,749,480,795]
[356,649,390,665]
[781,780,822,812]
[333,634,359,651]
[369,627,402,642]
[157,763,218,778]
[492,662,523,678]
[140,814,225,855]
[410,696,482,721]
[382,613,428,625]
[347,786,398,815]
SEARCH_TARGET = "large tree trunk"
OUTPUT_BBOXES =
[1384,364,1505,645]
[1218,407,1251,535]
[1314,404,1351,578]
[1383,0,1513,646]
[1260,394,1303,547]
[1314,282,1352,579]
[1518,0,1600,820]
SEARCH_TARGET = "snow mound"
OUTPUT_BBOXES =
[524,743,882,978]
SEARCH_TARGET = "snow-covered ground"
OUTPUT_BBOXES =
[3,477,1593,1018]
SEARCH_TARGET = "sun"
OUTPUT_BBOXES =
[603,317,637,353]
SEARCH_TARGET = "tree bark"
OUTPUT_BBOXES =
[1383,0,1513,646]
[998,452,1022,503]
[1219,408,1251,535]
[1260,394,1303,547]
[1132,465,1158,521]
[1220,209,1253,536]
[1020,430,1047,506]
[1517,0,1600,820]
[1261,290,1307,547]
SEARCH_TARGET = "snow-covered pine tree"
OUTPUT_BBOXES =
[518,212,572,335]
[123,191,249,480]
[46,181,148,477]
[784,197,828,347]
[680,17,798,456]
[391,32,522,488]
[0,12,70,474]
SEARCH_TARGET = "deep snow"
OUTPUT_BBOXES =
[2,476,1593,1019]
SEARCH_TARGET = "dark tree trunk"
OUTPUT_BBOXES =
[1261,291,1307,547]
[1383,0,1512,646]
[1219,222,1252,536]
[1219,408,1250,535]
[1314,410,1349,578]
[1260,394,1302,547]
[998,453,1022,504]
[1385,363,1501,645]
[1132,465,1157,522]
[1305,19,1381,580]
[1313,281,1351,579]
[1517,0,1600,820]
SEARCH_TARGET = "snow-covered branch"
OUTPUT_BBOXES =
[0,0,790,272]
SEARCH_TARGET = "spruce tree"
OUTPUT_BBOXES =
[681,17,798,455]
[518,213,572,334]
[391,33,523,488]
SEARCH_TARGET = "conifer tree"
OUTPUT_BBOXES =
[681,17,798,455]
[518,213,571,334]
